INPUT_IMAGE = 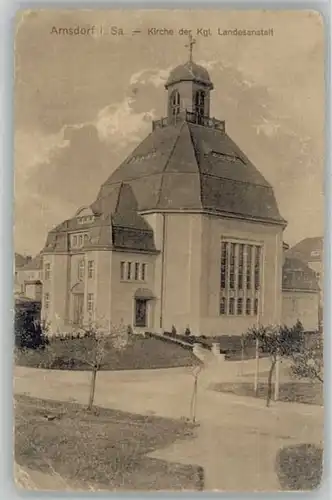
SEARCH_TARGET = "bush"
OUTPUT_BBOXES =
[15,308,48,350]
[276,444,323,490]
[184,327,191,337]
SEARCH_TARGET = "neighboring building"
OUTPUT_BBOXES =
[14,253,31,295]
[286,236,323,284]
[16,254,43,301]
[41,50,287,336]
[286,236,323,328]
[282,256,320,331]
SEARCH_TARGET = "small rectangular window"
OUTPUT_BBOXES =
[44,263,51,280]
[229,297,235,315]
[88,260,94,279]
[44,292,50,310]
[87,293,94,312]
[246,298,252,316]
[220,297,226,315]
[254,298,259,315]
[127,262,132,280]
[78,259,85,281]
[134,262,140,281]
[237,298,243,315]
[141,263,146,281]
[120,261,125,280]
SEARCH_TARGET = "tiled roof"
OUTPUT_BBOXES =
[286,237,323,263]
[43,185,157,254]
[15,253,29,268]
[282,257,320,292]
[95,120,285,224]
[20,254,43,270]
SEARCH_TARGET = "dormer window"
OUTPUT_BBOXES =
[194,90,205,117]
[170,90,180,117]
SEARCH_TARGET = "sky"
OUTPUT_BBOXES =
[14,9,325,256]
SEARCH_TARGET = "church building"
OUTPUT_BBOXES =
[41,44,288,336]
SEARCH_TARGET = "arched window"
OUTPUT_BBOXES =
[170,90,180,117]
[194,90,205,120]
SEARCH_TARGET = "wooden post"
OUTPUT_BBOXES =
[254,290,260,396]
[274,355,280,401]
[240,335,245,375]
[254,336,259,396]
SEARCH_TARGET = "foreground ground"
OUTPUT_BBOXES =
[14,364,324,491]
[15,395,202,491]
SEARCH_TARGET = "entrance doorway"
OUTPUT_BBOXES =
[134,299,148,328]
[133,288,155,329]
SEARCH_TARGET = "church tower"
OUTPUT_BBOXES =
[165,35,214,124]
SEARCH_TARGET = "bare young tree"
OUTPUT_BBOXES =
[290,334,323,384]
[245,321,304,407]
[189,365,201,423]
[73,319,129,410]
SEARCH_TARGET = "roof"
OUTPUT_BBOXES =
[95,119,285,225]
[43,184,157,254]
[15,253,30,268]
[20,254,43,271]
[165,61,213,89]
[286,237,323,263]
[282,257,320,292]
[14,293,41,305]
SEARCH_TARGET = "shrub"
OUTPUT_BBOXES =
[15,308,48,350]
[127,325,134,336]
[184,327,191,337]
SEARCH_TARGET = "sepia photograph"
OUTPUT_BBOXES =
[13,9,324,492]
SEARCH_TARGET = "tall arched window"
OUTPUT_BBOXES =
[194,90,205,120]
[170,90,180,117]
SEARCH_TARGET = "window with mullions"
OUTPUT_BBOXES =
[170,90,180,116]
[238,244,244,290]
[229,243,236,289]
[194,90,205,116]
[246,298,252,315]
[246,246,252,290]
[237,297,243,315]
[220,242,227,289]
[254,246,261,290]
[220,240,262,317]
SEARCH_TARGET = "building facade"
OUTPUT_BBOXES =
[41,55,289,336]
[282,255,320,331]
[286,237,323,329]
[15,254,43,301]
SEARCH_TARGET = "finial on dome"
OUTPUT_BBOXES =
[185,34,196,63]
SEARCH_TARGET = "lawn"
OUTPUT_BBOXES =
[212,381,323,406]
[15,395,203,491]
[15,335,201,371]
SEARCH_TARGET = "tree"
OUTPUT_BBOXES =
[15,306,49,350]
[290,334,323,384]
[73,320,129,410]
[245,321,304,407]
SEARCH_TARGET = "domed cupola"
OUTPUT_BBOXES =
[165,61,213,90]
[165,35,214,123]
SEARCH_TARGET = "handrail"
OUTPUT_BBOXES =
[152,110,225,132]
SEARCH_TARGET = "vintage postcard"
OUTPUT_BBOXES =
[14,9,324,492]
